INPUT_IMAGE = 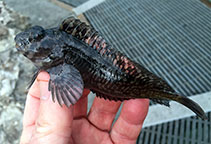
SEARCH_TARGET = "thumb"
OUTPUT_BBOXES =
[30,72,73,144]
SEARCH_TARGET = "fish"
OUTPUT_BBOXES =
[14,17,207,120]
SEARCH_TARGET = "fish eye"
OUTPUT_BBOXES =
[29,32,44,42]
[28,37,33,42]
[28,26,45,42]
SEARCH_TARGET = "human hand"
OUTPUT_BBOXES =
[20,71,149,144]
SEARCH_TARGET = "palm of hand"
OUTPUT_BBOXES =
[20,72,149,144]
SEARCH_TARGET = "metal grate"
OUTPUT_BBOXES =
[58,0,88,7]
[138,112,211,144]
[84,0,211,143]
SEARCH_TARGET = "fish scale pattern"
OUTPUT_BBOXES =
[84,0,211,143]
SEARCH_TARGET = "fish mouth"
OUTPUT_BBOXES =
[15,43,19,49]
[15,41,29,55]
[15,43,24,53]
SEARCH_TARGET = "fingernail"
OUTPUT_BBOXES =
[39,81,50,100]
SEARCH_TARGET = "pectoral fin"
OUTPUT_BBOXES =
[47,63,84,107]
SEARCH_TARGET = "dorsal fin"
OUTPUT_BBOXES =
[60,17,108,54]
[59,17,138,75]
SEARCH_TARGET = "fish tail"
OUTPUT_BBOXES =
[146,90,207,120]
[174,95,207,120]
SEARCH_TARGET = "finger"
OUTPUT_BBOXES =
[71,118,113,144]
[111,99,149,144]
[22,78,40,128]
[31,71,74,143]
[73,89,90,118]
[21,78,41,143]
[88,97,121,131]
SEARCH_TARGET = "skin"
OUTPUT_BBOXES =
[20,71,149,144]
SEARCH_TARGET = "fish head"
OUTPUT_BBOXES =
[15,26,64,68]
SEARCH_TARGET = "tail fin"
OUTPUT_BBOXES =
[146,90,207,120]
[176,95,208,120]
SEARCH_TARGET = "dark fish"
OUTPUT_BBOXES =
[14,17,207,120]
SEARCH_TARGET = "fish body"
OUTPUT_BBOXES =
[15,17,207,120]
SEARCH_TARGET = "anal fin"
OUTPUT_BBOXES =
[151,98,170,107]
[95,91,129,102]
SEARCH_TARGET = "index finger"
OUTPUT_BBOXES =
[21,73,43,143]
[22,71,50,128]
[22,77,41,128]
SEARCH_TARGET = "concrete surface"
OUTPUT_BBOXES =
[4,0,74,28]
[73,0,105,15]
